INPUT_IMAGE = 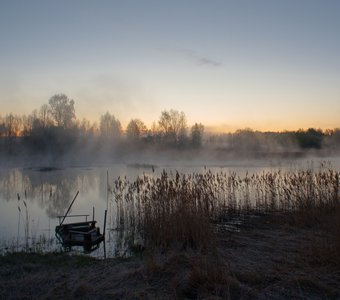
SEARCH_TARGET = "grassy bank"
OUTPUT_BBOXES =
[1,167,339,299]
[1,212,339,299]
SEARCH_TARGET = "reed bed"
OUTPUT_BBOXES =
[109,168,339,251]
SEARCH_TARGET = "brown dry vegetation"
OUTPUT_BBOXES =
[1,167,339,299]
[1,212,339,299]
[110,167,340,259]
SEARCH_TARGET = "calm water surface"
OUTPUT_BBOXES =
[1,157,339,257]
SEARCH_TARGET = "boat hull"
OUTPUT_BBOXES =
[56,221,104,252]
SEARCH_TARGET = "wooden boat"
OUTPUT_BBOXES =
[55,191,107,252]
[55,219,105,252]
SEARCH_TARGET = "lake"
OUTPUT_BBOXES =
[0,156,339,258]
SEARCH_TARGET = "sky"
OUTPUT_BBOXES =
[0,0,339,132]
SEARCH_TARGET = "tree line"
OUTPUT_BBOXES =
[0,94,204,157]
[0,94,339,158]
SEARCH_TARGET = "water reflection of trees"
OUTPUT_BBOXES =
[0,168,99,218]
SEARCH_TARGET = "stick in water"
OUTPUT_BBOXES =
[60,191,79,226]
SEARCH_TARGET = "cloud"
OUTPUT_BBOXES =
[197,56,223,67]
[160,48,223,68]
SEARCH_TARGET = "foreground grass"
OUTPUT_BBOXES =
[1,168,339,299]
[1,212,339,299]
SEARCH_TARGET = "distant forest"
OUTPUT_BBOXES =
[1,94,340,162]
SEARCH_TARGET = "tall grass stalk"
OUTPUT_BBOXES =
[23,190,29,251]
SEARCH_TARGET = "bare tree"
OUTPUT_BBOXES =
[191,123,204,148]
[39,104,53,128]
[158,109,187,146]
[0,115,6,137]
[48,94,76,128]
[78,118,98,138]
[21,113,35,136]
[100,112,122,139]
[5,114,22,137]
[126,118,147,142]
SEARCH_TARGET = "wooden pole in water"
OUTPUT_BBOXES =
[17,193,21,251]
[103,209,108,259]
[103,209,107,259]
[92,206,95,222]
[106,170,109,211]
[60,191,79,226]
[103,237,107,259]
[103,209,107,238]
[106,170,111,242]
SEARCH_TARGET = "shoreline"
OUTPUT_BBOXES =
[1,212,339,299]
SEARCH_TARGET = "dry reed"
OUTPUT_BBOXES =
[109,167,339,252]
